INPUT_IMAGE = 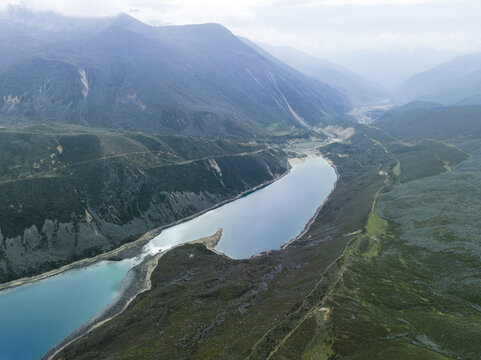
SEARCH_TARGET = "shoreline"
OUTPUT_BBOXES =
[3,139,340,292]
[42,142,339,359]
[281,153,339,251]
[43,230,224,360]
[2,140,338,359]
[0,159,292,293]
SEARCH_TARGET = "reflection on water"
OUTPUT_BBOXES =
[146,157,336,258]
[0,156,336,360]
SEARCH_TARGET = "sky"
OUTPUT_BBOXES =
[1,0,481,57]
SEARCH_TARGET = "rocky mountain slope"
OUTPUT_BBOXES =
[0,125,288,283]
[256,43,389,106]
[0,7,350,137]
[0,7,353,283]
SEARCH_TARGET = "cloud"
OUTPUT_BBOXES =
[0,0,269,24]
[0,0,479,55]
[289,0,463,6]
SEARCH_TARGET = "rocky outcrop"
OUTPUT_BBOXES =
[0,147,288,283]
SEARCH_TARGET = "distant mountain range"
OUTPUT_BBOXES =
[251,43,389,106]
[375,101,481,141]
[395,52,481,105]
[0,6,351,137]
[330,47,459,91]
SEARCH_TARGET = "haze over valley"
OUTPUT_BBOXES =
[0,2,480,360]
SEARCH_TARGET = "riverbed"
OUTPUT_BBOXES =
[0,156,336,360]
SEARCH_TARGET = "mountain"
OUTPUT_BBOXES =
[0,7,350,137]
[255,43,389,106]
[395,52,481,105]
[55,114,476,360]
[0,124,289,283]
[330,47,459,91]
[375,102,481,141]
[0,7,346,284]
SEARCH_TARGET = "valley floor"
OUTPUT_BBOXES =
[38,125,481,359]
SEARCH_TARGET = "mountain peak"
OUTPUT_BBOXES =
[111,12,148,28]
[0,11,350,136]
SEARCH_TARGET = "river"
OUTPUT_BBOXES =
[0,156,336,360]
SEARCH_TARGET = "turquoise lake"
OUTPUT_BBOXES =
[0,156,336,360]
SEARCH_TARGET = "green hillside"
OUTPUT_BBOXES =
[0,125,289,283]
[55,107,481,359]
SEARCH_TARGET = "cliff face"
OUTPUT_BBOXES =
[0,127,288,283]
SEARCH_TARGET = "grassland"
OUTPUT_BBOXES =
[264,112,480,359]
[56,124,470,359]
[310,146,481,359]
[39,108,481,359]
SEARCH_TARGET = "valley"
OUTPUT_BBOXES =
[50,111,481,360]
[0,4,480,360]
[0,145,336,360]
[0,125,290,284]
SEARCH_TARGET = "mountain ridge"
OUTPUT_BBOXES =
[254,42,389,106]
[395,52,481,105]
[0,7,351,137]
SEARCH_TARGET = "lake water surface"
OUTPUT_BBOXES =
[0,156,336,360]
